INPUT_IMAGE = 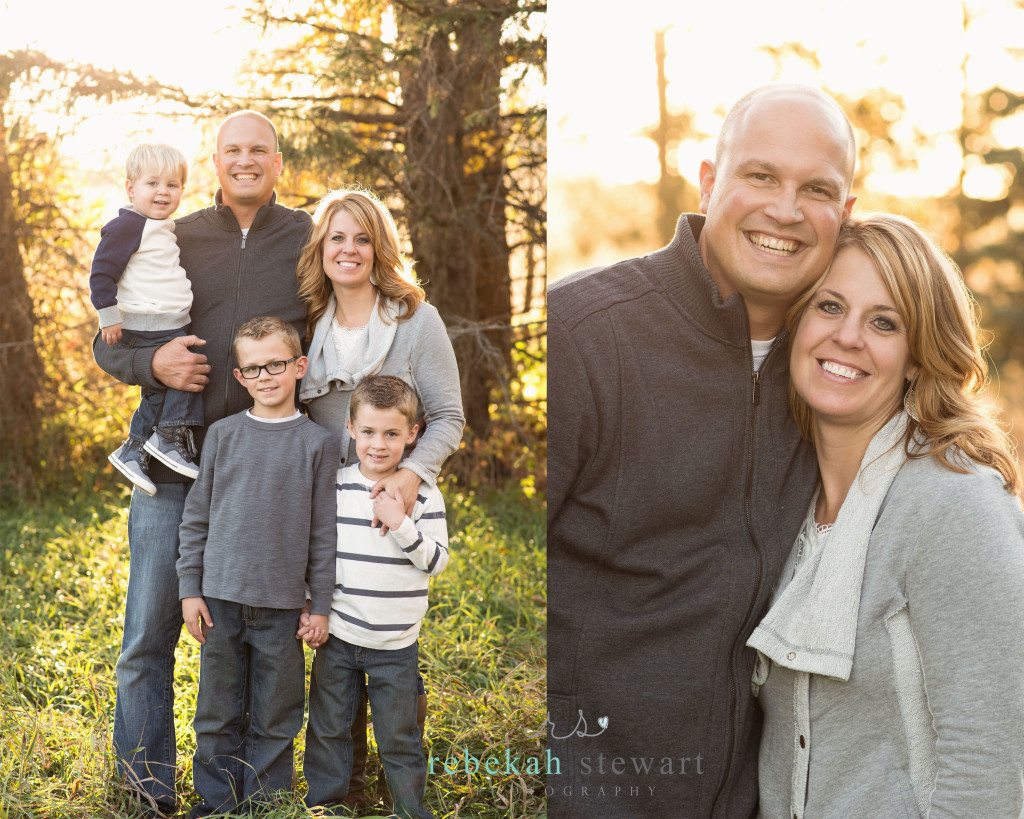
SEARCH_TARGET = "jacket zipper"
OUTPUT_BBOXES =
[224,231,247,418]
[710,363,765,815]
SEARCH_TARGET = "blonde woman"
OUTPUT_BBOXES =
[749,213,1024,818]
[297,188,463,502]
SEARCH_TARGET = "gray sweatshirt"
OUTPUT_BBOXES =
[176,411,340,615]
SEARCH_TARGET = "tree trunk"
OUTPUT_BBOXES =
[397,3,512,439]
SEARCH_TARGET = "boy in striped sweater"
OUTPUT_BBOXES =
[302,374,448,819]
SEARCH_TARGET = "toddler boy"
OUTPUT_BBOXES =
[302,374,449,819]
[176,316,339,817]
[91,142,202,494]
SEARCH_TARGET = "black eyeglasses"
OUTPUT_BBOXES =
[237,357,298,379]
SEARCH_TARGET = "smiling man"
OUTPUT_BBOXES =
[93,110,311,815]
[547,84,856,818]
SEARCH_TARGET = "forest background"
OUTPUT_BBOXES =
[1,2,546,817]
[550,0,1024,459]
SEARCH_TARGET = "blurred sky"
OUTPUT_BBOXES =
[549,0,1023,196]
[0,1,277,212]
[548,0,1024,430]
[0,1,250,90]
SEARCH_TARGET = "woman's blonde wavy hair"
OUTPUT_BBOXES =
[296,188,425,339]
[787,212,1021,496]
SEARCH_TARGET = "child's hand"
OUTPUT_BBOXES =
[302,614,329,649]
[295,607,312,640]
[370,469,420,533]
[182,597,212,644]
[102,323,123,346]
[372,487,407,535]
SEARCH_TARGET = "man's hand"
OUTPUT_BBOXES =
[370,468,420,535]
[152,335,209,392]
[182,597,212,644]
[101,323,123,346]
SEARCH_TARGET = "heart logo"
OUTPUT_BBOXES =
[597,716,609,729]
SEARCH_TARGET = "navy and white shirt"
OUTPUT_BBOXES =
[330,463,449,649]
[89,206,192,331]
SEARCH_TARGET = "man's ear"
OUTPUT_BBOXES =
[698,159,716,215]
[843,194,857,216]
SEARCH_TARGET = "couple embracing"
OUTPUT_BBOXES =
[549,85,1024,818]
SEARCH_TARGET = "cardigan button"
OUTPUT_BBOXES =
[799,735,806,748]
[786,651,796,661]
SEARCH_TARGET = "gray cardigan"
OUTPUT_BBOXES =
[756,453,1024,818]
[299,299,463,486]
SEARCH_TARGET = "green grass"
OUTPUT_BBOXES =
[0,479,546,818]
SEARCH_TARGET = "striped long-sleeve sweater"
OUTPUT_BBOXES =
[330,463,449,650]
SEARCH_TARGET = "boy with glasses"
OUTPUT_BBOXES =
[176,315,338,816]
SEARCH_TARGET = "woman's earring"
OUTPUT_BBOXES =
[904,383,920,422]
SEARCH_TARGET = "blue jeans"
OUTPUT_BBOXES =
[117,328,204,444]
[190,599,305,817]
[112,483,191,809]
[305,639,433,819]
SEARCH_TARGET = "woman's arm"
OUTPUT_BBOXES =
[907,467,1024,818]
[401,306,465,486]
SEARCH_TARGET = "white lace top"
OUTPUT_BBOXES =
[331,316,368,362]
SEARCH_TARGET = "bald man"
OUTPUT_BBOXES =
[94,111,311,814]
[547,85,857,818]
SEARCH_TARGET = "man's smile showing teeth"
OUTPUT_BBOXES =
[748,232,799,256]
[819,359,867,380]
[235,173,258,181]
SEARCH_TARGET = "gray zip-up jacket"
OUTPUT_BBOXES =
[547,214,818,818]
[93,191,312,482]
